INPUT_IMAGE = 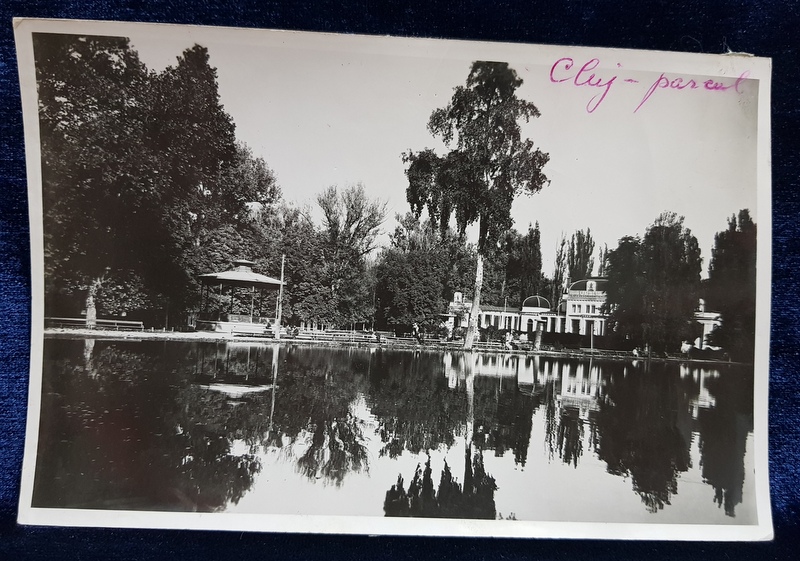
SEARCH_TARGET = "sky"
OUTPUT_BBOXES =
[127,25,760,278]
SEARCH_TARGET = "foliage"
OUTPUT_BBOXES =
[404,61,549,348]
[406,62,549,252]
[35,34,156,315]
[314,184,387,328]
[549,235,568,310]
[567,228,595,282]
[482,223,544,307]
[375,214,475,331]
[597,243,610,277]
[383,452,497,519]
[705,210,757,361]
[34,34,275,324]
[605,213,702,353]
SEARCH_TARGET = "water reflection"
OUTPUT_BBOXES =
[384,450,497,519]
[34,339,755,522]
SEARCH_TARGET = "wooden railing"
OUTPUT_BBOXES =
[46,317,145,331]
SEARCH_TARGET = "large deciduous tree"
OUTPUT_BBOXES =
[404,61,549,349]
[705,210,757,361]
[147,44,239,310]
[35,34,276,327]
[315,184,387,328]
[375,214,475,332]
[34,33,154,324]
[605,212,702,354]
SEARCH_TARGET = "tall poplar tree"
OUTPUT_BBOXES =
[567,228,595,282]
[404,61,549,349]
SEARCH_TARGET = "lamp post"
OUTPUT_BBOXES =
[274,254,285,340]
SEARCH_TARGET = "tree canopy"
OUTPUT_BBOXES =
[403,61,549,348]
[605,212,702,353]
[705,210,757,361]
[567,228,596,282]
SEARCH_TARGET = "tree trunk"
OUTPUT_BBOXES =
[464,253,484,350]
[85,277,102,329]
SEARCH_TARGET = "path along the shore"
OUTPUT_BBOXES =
[41,328,744,366]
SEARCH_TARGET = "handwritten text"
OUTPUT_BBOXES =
[549,57,751,114]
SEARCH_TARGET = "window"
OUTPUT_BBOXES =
[577,304,582,313]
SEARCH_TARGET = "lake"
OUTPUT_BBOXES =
[32,338,756,525]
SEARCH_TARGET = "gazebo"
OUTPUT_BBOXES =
[196,259,284,334]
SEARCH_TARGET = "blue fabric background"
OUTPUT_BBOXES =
[1,1,797,559]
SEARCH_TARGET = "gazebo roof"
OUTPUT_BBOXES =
[199,259,283,290]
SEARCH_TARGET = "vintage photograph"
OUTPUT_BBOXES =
[15,19,772,539]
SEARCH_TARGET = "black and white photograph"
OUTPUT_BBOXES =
[14,18,772,540]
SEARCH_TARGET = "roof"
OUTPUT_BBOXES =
[521,295,551,310]
[568,278,608,292]
[199,259,283,289]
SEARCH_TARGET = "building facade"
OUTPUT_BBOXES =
[445,278,609,338]
[445,277,719,346]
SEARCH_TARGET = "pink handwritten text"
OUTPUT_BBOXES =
[549,58,616,113]
[549,57,751,114]
[634,71,751,112]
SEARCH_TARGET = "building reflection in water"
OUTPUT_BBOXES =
[440,351,753,517]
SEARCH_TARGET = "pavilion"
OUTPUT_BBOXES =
[196,259,284,334]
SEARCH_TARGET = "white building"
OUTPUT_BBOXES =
[444,277,719,347]
[444,278,608,338]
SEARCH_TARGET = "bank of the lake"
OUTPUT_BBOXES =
[41,328,745,367]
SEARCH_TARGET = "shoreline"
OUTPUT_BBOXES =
[42,328,748,367]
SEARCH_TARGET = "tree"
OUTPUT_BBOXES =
[480,223,543,308]
[375,214,475,332]
[597,243,610,277]
[146,44,239,310]
[315,184,387,328]
[549,235,567,310]
[567,228,595,282]
[705,210,757,361]
[516,223,544,303]
[605,213,702,353]
[404,61,550,349]
[34,33,156,324]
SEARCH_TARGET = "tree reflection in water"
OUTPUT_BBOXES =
[35,339,755,520]
[34,339,263,511]
[294,413,369,486]
[557,408,584,468]
[470,354,537,468]
[697,367,753,517]
[368,351,467,459]
[594,361,695,513]
[384,448,497,519]
[264,346,372,485]
[542,361,591,468]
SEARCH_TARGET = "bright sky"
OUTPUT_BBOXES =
[128,26,759,278]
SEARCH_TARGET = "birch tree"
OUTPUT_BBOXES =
[404,61,549,349]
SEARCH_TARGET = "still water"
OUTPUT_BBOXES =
[33,338,756,524]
